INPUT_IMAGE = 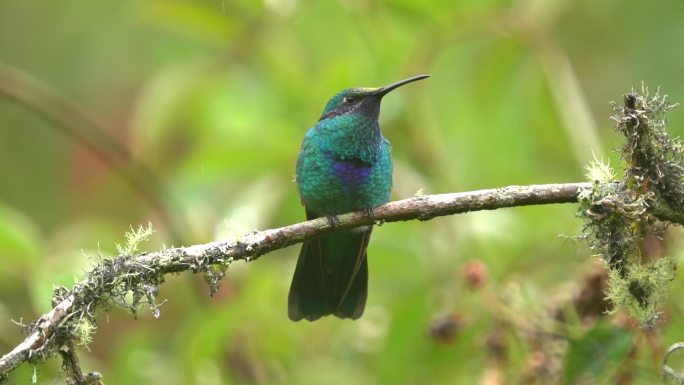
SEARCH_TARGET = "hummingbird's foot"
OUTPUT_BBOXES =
[362,207,374,217]
[325,214,341,227]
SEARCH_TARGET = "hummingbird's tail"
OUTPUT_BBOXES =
[288,226,371,322]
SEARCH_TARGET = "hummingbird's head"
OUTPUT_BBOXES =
[319,75,429,122]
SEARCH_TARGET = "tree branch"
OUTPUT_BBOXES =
[0,181,681,381]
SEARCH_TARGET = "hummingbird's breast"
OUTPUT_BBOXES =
[296,125,392,215]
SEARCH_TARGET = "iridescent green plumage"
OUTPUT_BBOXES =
[288,75,429,321]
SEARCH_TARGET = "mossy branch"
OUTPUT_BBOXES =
[1,180,683,382]
[0,181,621,381]
[1,87,684,383]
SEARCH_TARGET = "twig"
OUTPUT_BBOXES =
[58,340,102,385]
[0,295,74,382]
[0,182,681,381]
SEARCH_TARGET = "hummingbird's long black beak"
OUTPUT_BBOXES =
[376,74,429,97]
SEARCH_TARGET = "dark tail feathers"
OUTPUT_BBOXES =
[288,228,371,321]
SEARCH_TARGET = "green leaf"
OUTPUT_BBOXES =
[564,323,634,384]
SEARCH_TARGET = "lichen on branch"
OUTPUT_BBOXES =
[616,88,683,211]
[578,86,682,327]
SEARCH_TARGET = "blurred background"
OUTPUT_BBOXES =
[1,0,684,384]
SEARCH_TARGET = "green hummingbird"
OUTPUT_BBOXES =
[288,75,429,321]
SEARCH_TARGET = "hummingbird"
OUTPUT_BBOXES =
[288,75,429,321]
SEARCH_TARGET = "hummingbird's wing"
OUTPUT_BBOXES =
[288,209,371,321]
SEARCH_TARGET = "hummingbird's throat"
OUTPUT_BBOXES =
[319,115,382,164]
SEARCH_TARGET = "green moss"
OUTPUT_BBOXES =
[578,87,682,327]
[605,257,676,328]
[74,317,97,349]
[115,223,154,255]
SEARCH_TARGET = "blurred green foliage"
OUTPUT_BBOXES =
[563,322,634,384]
[1,0,684,384]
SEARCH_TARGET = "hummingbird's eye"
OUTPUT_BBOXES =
[343,96,356,104]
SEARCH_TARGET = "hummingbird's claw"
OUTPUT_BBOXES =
[326,214,341,227]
